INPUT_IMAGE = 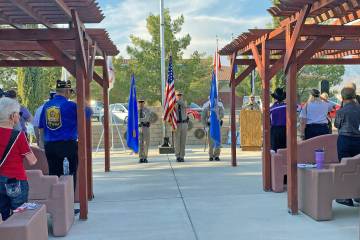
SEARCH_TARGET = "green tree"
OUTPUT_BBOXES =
[0,68,17,90]
[120,9,212,105]
[17,67,61,113]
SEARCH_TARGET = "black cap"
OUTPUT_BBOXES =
[56,80,72,89]
[271,88,286,101]
[138,99,145,103]
[310,89,320,97]
[0,88,4,97]
[4,90,17,99]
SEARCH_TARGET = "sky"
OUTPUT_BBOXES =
[96,0,360,85]
[96,0,272,58]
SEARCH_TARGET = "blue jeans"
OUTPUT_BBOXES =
[0,176,29,221]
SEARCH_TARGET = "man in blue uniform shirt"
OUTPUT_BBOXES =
[39,80,91,194]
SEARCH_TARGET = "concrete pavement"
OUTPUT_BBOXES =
[50,147,359,240]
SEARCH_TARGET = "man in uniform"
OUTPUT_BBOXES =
[243,94,260,110]
[174,91,188,162]
[202,97,225,161]
[138,99,151,163]
[39,80,91,193]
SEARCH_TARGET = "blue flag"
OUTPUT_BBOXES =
[209,71,221,147]
[126,74,139,153]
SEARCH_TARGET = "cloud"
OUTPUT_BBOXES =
[97,0,272,58]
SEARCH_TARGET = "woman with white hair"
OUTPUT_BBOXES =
[299,89,333,140]
[0,97,37,220]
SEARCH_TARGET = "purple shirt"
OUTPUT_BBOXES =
[19,106,32,132]
[270,102,286,127]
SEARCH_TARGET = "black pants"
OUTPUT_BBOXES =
[304,124,329,140]
[337,135,360,162]
[270,126,286,152]
[44,140,78,191]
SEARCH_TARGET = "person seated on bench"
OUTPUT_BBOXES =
[0,97,37,220]
[299,89,333,140]
[334,87,360,207]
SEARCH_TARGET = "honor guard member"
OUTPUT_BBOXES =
[202,98,225,161]
[39,80,91,191]
[174,90,188,162]
[138,99,151,163]
[243,94,260,110]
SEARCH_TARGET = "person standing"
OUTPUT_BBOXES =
[299,89,332,140]
[270,88,287,152]
[243,94,260,110]
[138,99,151,163]
[202,97,224,161]
[39,80,91,192]
[174,91,188,162]
[0,97,37,220]
[334,87,360,207]
[4,90,32,136]
[32,91,56,148]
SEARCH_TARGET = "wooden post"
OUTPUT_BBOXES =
[261,40,271,191]
[286,25,298,214]
[103,59,111,172]
[86,44,96,200]
[72,9,88,220]
[230,52,237,167]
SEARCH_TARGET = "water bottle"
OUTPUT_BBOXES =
[63,157,70,175]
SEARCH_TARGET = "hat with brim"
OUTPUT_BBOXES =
[310,89,320,97]
[138,99,145,103]
[4,90,17,99]
[175,90,183,96]
[271,88,286,101]
[56,80,72,89]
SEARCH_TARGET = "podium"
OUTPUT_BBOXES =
[239,110,262,151]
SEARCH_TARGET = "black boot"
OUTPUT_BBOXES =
[215,157,220,161]
[144,159,148,163]
[209,157,214,161]
[139,159,144,163]
[176,157,181,162]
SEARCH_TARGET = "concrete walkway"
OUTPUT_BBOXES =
[51,147,359,240]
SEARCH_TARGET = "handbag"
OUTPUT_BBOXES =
[0,129,22,198]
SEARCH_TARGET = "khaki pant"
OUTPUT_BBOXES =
[139,127,150,159]
[208,128,221,158]
[175,123,187,158]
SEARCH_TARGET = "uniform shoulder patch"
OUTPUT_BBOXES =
[45,106,62,130]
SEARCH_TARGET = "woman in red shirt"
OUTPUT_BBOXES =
[0,97,37,220]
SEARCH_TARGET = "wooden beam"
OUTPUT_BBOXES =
[284,4,312,73]
[87,43,96,83]
[72,10,88,79]
[285,26,299,215]
[297,36,331,69]
[301,24,360,37]
[250,42,263,73]
[54,0,72,20]
[103,57,111,172]
[10,0,55,28]
[230,52,238,167]
[0,29,75,41]
[233,64,255,87]
[261,41,271,192]
[37,40,75,76]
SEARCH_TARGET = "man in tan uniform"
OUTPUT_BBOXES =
[138,99,151,163]
[243,95,260,110]
[174,91,188,162]
[202,98,225,161]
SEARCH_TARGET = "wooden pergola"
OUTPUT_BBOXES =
[0,0,119,219]
[220,0,360,214]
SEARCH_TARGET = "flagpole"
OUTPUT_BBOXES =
[216,36,219,97]
[160,0,167,141]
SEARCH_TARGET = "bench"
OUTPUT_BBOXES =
[271,134,339,192]
[27,170,74,237]
[298,154,360,221]
[0,204,48,240]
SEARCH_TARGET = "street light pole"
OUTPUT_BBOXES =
[160,0,166,140]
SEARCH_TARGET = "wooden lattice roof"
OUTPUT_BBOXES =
[220,0,360,59]
[0,0,104,28]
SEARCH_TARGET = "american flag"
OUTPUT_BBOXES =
[163,55,177,130]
